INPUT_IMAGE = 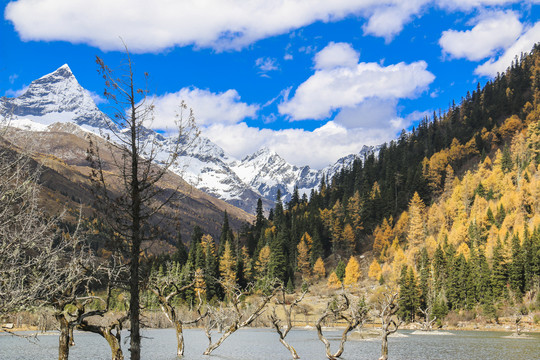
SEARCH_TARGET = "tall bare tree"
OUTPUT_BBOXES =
[374,291,401,360]
[89,45,198,360]
[268,287,307,359]
[71,254,129,360]
[315,292,369,360]
[0,135,65,319]
[203,280,278,355]
[149,262,207,357]
[0,131,95,359]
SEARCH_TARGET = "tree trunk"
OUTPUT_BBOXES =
[203,323,238,355]
[175,321,185,357]
[129,82,142,360]
[104,329,124,360]
[79,322,124,360]
[56,314,70,360]
[379,333,389,360]
[279,338,299,359]
[129,239,141,360]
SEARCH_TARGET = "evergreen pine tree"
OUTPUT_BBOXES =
[491,239,508,300]
[268,230,288,282]
[172,225,188,266]
[501,145,513,173]
[509,234,525,296]
[335,260,346,281]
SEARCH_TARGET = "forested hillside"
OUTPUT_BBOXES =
[174,44,540,315]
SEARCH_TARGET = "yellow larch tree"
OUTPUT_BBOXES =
[313,257,326,279]
[201,234,216,256]
[373,217,393,256]
[393,211,409,242]
[368,259,382,280]
[331,218,343,252]
[327,271,342,289]
[346,191,364,235]
[296,239,311,278]
[255,245,271,277]
[241,246,252,281]
[343,256,361,286]
[443,164,456,198]
[407,192,426,249]
[219,241,236,288]
[300,232,313,250]
[194,268,206,297]
[342,223,356,256]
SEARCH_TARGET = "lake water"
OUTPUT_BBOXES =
[1,328,539,359]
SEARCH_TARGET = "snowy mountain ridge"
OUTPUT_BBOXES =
[0,65,379,213]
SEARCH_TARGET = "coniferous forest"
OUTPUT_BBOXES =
[169,44,540,320]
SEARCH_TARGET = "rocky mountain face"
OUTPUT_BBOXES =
[1,65,378,214]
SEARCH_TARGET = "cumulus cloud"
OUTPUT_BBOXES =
[439,11,523,61]
[279,44,435,120]
[314,42,360,70]
[362,0,429,41]
[4,0,399,52]
[148,87,258,132]
[11,0,527,52]
[203,121,398,169]
[475,21,540,76]
[333,98,401,130]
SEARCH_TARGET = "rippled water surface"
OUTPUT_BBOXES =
[1,328,539,359]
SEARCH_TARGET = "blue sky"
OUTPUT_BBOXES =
[1,0,539,169]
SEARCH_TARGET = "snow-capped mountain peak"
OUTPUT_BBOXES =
[1,64,109,130]
[1,65,378,214]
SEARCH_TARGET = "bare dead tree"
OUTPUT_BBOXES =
[375,291,402,360]
[70,254,130,360]
[149,262,207,357]
[268,287,307,359]
[315,292,370,360]
[417,305,437,331]
[89,44,199,360]
[203,280,278,355]
[0,137,95,359]
[0,135,70,320]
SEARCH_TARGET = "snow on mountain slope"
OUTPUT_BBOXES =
[0,65,378,213]
[230,147,321,202]
[1,64,109,130]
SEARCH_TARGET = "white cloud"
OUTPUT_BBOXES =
[475,21,540,76]
[203,121,398,169]
[279,45,435,120]
[8,74,18,84]
[86,90,107,105]
[4,0,390,52]
[333,98,400,129]
[438,0,524,10]
[4,84,28,97]
[362,0,429,41]
[12,0,530,52]
[439,11,523,61]
[148,87,258,132]
[255,57,279,73]
[314,42,360,70]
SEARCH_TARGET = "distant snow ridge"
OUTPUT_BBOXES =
[0,65,379,214]
[1,64,109,130]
